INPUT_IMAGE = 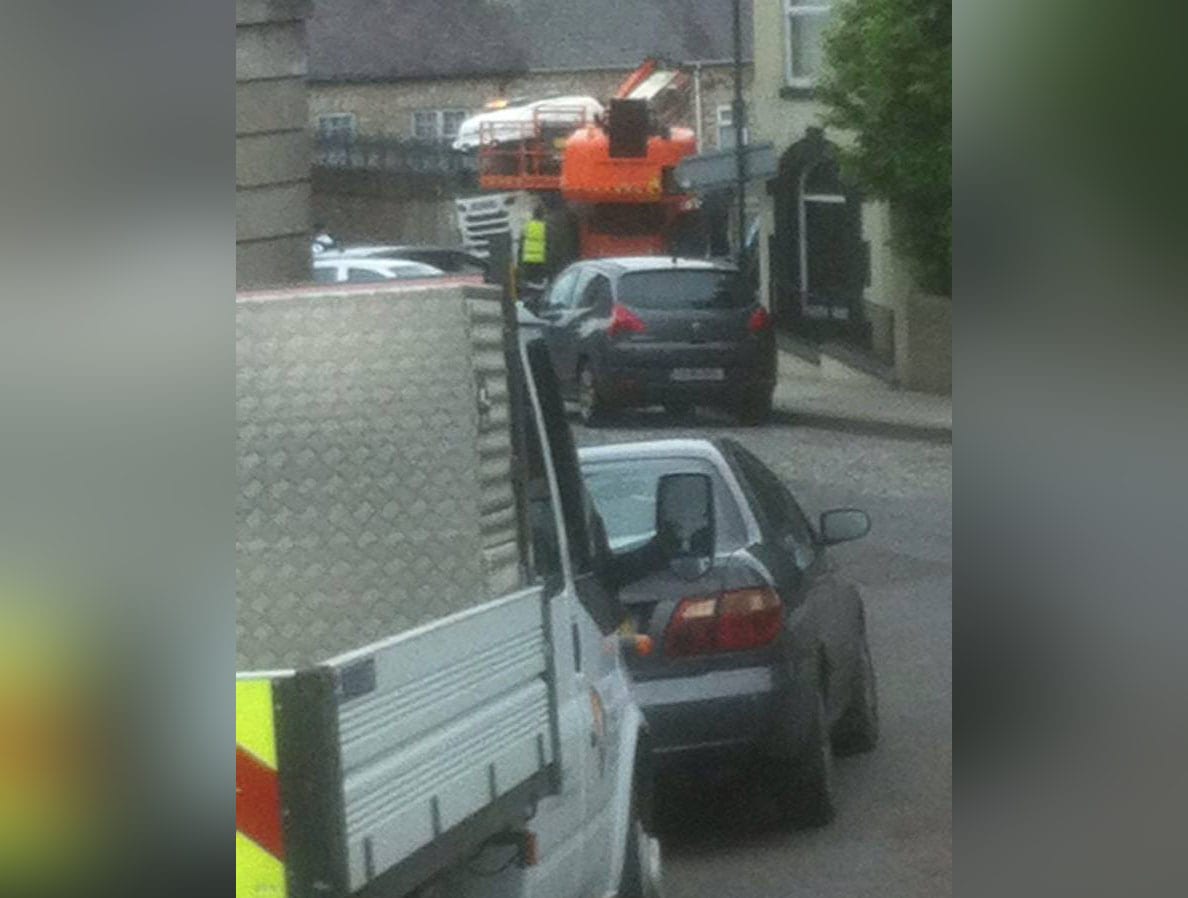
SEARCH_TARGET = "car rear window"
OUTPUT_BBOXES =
[581,457,748,554]
[617,270,750,310]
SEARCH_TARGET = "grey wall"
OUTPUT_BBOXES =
[237,0,313,289]
[310,168,467,246]
[894,292,952,395]
[312,193,459,247]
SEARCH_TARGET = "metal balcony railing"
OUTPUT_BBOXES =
[314,134,477,180]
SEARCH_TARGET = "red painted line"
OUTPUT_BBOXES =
[236,745,285,861]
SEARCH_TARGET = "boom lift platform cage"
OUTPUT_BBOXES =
[478,105,596,191]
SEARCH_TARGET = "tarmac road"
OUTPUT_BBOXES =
[575,407,952,898]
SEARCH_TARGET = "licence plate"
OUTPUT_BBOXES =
[670,367,725,382]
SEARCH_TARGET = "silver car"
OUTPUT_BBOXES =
[581,437,878,828]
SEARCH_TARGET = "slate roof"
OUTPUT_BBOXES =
[307,0,753,82]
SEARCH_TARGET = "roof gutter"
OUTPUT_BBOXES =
[523,58,751,76]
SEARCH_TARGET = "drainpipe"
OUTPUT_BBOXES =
[693,62,704,152]
[732,0,747,264]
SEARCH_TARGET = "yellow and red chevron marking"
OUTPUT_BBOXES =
[236,678,287,898]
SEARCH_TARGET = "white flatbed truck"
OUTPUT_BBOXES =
[235,279,661,898]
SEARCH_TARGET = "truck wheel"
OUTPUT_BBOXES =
[833,635,880,756]
[777,686,836,829]
[578,363,610,427]
[736,389,773,426]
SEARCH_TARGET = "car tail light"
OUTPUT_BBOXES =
[717,588,784,652]
[608,303,647,338]
[664,597,718,657]
[748,306,773,334]
[664,587,783,658]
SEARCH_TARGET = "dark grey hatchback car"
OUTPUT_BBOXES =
[526,257,777,425]
[581,438,879,828]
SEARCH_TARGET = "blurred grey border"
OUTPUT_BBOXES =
[0,2,232,894]
[1,0,1186,895]
[958,1,1188,897]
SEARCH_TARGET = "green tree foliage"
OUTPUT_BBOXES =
[819,0,951,296]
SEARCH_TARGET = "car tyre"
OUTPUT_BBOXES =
[736,388,773,426]
[578,362,611,427]
[778,686,836,829]
[618,788,663,898]
[834,635,880,756]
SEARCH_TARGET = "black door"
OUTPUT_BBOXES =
[773,135,869,346]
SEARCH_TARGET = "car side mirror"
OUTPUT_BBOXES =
[818,509,871,546]
[655,473,715,578]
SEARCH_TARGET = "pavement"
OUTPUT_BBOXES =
[774,349,952,441]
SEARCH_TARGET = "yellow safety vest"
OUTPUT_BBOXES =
[521,219,547,264]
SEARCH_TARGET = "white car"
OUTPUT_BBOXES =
[322,245,489,275]
[312,257,447,284]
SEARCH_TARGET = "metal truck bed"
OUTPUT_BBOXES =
[236,282,524,670]
[236,586,557,898]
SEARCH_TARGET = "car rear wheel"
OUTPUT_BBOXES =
[834,636,880,756]
[777,685,836,829]
[736,388,773,426]
[578,363,611,427]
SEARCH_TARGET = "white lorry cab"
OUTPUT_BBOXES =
[235,280,662,898]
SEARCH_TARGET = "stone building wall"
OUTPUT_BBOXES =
[309,63,751,151]
[309,63,753,248]
[310,169,461,246]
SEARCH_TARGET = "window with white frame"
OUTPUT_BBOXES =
[784,1,832,87]
[317,113,357,141]
[717,105,735,150]
[412,110,438,140]
[716,104,749,150]
[441,109,468,140]
[412,109,470,141]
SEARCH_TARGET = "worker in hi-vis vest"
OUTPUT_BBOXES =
[519,204,549,289]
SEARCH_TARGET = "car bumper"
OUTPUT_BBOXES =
[630,666,787,760]
[597,365,775,407]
